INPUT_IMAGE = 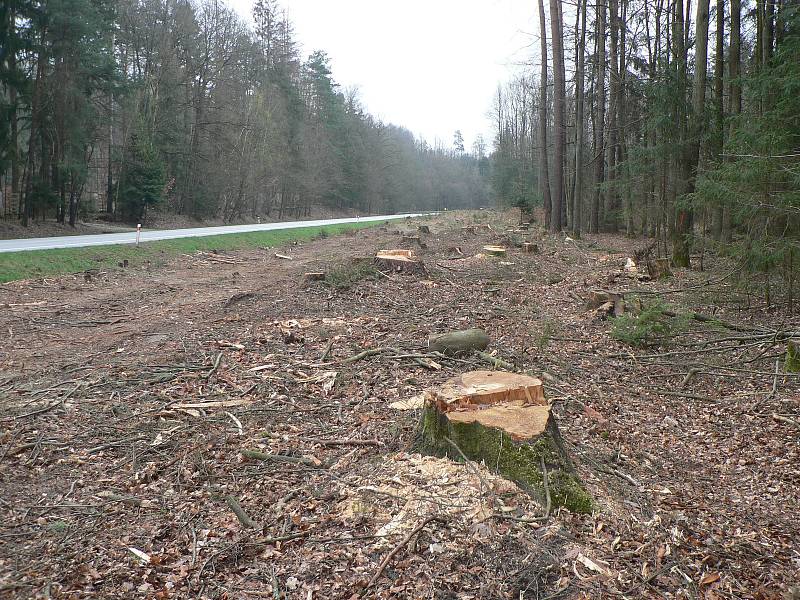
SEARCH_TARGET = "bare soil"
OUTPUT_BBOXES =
[0,211,797,599]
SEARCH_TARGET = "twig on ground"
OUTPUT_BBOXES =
[206,353,224,379]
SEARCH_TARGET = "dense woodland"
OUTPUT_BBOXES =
[0,0,489,226]
[491,0,800,302]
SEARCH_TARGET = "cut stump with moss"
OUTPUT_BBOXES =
[416,370,592,513]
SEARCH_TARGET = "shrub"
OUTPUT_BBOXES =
[324,260,379,289]
[611,300,688,347]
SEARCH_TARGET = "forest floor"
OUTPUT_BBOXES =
[0,210,798,599]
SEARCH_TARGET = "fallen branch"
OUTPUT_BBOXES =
[225,495,260,529]
[475,351,516,371]
[540,457,552,519]
[338,348,393,365]
[772,414,800,428]
[307,438,382,447]
[240,448,321,467]
[366,515,444,589]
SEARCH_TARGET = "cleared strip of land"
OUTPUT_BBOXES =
[0,213,429,253]
[0,221,382,283]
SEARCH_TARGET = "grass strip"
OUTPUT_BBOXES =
[0,221,378,283]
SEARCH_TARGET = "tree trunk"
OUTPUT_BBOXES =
[590,0,607,234]
[674,0,709,267]
[549,0,566,233]
[22,41,47,227]
[605,0,620,233]
[537,0,552,229]
[671,0,691,267]
[711,0,725,240]
[572,0,587,238]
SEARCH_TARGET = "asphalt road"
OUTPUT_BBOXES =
[0,213,429,253]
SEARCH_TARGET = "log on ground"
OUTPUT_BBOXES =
[416,370,591,513]
[428,328,489,355]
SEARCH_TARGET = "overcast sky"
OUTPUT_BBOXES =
[227,0,539,150]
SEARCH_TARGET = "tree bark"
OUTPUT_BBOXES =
[711,0,725,240]
[572,0,587,238]
[590,0,607,234]
[548,0,566,232]
[537,0,552,229]
[605,0,620,233]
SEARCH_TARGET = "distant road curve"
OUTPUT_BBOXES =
[0,213,432,253]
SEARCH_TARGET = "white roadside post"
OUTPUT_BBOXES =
[136,223,141,247]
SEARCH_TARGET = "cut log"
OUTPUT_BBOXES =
[416,371,591,513]
[429,328,489,355]
[522,242,539,254]
[585,290,625,317]
[375,249,426,275]
[482,245,507,257]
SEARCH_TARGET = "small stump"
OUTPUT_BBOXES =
[417,371,592,513]
[522,242,539,254]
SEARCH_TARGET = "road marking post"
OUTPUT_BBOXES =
[136,224,141,247]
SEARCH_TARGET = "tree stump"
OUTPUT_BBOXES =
[522,242,539,254]
[416,371,592,513]
[429,328,490,355]
[401,235,426,248]
[375,249,426,275]
[585,290,625,317]
[303,272,326,282]
[418,225,431,234]
[462,225,477,235]
[482,245,507,257]
[647,257,672,280]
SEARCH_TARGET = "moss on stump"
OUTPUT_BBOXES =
[415,371,592,514]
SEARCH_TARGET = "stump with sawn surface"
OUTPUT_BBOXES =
[416,370,592,513]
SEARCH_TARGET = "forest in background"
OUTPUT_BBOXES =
[490,0,800,305]
[0,0,490,227]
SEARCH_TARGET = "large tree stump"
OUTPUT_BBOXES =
[428,328,489,355]
[416,371,592,513]
[375,249,426,275]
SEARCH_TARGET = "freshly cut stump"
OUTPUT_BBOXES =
[375,249,426,275]
[417,370,592,513]
[482,245,507,257]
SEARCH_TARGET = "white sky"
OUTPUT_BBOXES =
[227,0,540,150]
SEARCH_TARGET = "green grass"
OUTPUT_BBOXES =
[0,221,379,283]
